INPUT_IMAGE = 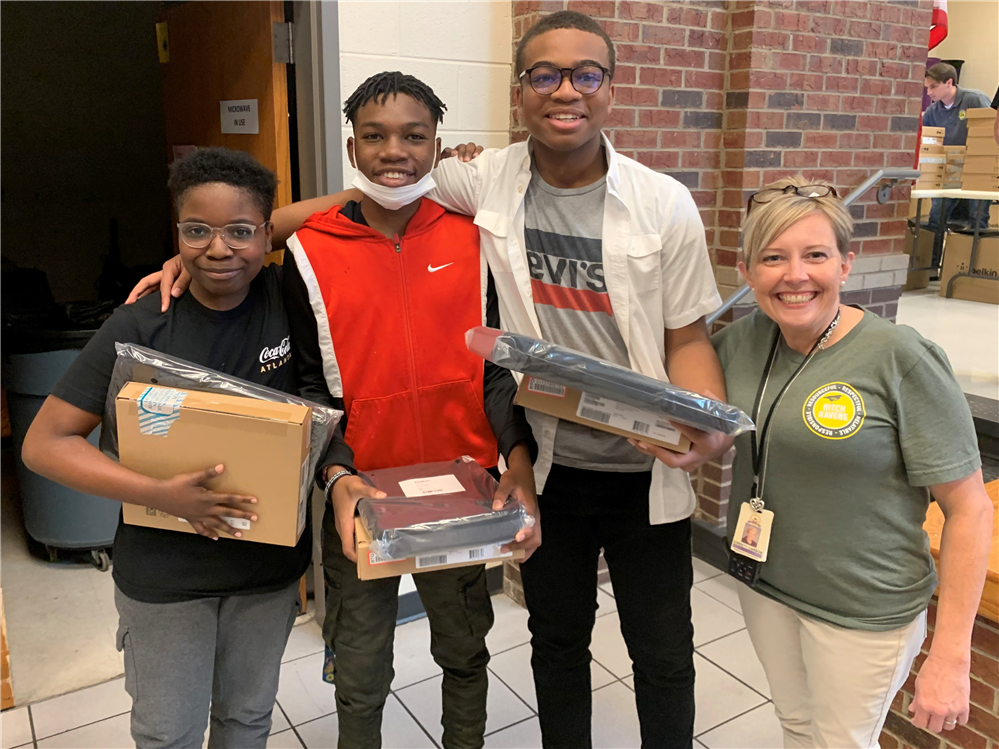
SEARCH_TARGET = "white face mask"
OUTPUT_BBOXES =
[351,170,436,211]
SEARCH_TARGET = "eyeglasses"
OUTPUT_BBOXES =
[177,222,268,250]
[518,64,610,95]
[747,185,838,214]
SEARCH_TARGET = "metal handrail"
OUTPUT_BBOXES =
[705,168,922,325]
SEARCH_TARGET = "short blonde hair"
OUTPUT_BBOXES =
[741,176,854,268]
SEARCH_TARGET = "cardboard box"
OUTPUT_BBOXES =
[918,163,946,174]
[965,108,997,121]
[940,233,999,305]
[919,155,946,165]
[514,375,692,454]
[919,144,945,155]
[943,145,967,155]
[355,517,524,580]
[922,126,946,138]
[961,175,999,191]
[966,136,999,157]
[116,382,312,546]
[914,179,944,189]
[904,228,935,291]
[962,156,999,175]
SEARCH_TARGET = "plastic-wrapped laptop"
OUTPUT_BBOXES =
[465,327,755,436]
[357,457,533,561]
[101,342,342,488]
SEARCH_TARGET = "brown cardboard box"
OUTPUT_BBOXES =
[918,163,946,174]
[961,175,999,191]
[914,178,944,189]
[514,376,692,453]
[919,144,945,155]
[943,145,967,155]
[940,233,999,305]
[962,156,999,175]
[966,136,999,157]
[355,517,524,580]
[904,228,935,291]
[922,126,946,138]
[965,108,997,121]
[116,382,312,546]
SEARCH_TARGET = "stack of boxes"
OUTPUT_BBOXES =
[943,145,966,189]
[916,126,946,189]
[962,108,999,193]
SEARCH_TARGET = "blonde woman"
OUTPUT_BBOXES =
[636,177,992,748]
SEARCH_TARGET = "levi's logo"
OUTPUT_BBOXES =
[259,336,291,372]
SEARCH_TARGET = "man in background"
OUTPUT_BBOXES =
[922,62,993,263]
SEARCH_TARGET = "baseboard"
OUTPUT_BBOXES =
[691,517,729,573]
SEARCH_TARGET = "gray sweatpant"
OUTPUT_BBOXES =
[114,582,300,749]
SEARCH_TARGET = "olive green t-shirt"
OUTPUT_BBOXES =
[713,309,981,631]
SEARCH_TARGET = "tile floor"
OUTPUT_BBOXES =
[896,286,999,401]
[0,452,124,705]
[0,558,782,749]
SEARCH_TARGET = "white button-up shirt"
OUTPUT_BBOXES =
[430,134,721,524]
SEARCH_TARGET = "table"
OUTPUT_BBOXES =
[909,188,999,299]
[923,479,999,623]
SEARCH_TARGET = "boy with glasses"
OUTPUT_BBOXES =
[21,148,365,748]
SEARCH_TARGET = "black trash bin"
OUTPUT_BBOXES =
[3,331,119,570]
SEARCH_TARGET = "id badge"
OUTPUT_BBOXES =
[730,502,774,563]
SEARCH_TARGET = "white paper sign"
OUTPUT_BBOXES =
[398,474,465,498]
[576,392,682,444]
[220,99,259,134]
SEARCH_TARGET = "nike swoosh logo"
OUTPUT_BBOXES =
[427,262,454,273]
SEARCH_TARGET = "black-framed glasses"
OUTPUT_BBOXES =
[747,184,838,213]
[177,222,268,250]
[518,64,610,95]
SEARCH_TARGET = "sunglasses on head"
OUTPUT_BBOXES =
[747,184,838,214]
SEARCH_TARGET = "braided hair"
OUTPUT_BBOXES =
[343,71,447,126]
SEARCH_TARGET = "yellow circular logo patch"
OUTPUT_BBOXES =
[959,109,967,120]
[803,382,865,440]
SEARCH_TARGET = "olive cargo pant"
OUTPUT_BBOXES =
[321,508,494,749]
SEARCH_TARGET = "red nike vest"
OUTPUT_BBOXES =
[288,198,498,472]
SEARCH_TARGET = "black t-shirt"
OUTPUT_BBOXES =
[52,266,319,603]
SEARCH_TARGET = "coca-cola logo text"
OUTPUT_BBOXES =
[260,336,291,363]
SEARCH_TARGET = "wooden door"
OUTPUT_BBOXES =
[159,1,293,207]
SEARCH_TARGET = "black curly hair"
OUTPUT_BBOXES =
[515,10,616,78]
[343,71,447,127]
[168,147,277,220]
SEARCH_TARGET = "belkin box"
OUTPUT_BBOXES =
[116,382,312,546]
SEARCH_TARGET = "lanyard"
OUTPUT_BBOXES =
[749,310,840,502]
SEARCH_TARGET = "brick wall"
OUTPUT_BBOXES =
[511,0,932,529]
[881,600,999,749]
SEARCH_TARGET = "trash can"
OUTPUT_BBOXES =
[3,331,118,571]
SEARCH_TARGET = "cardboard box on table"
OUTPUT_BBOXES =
[966,137,999,157]
[961,175,999,192]
[939,233,999,305]
[354,517,524,581]
[514,375,692,454]
[922,126,946,139]
[116,382,312,546]
[964,156,999,175]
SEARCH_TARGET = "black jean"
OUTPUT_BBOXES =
[520,464,695,749]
